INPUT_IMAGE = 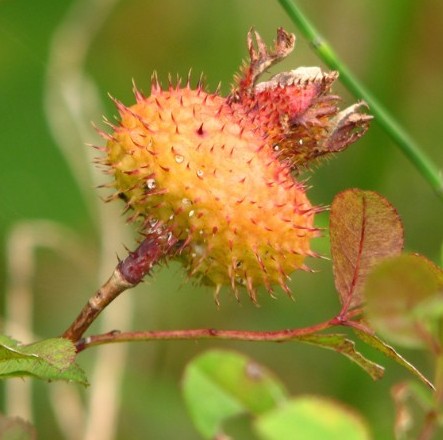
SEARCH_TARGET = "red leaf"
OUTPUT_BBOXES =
[330,189,404,311]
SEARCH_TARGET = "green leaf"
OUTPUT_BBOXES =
[330,189,404,309]
[254,396,371,440]
[0,335,88,386]
[353,330,434,390]
[0,413,36,440]
[363,254,443,349]
[182,349,288,439]
[297,333,384,381]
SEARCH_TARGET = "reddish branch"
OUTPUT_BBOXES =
[75,318,338,352]
[74,307,367,352]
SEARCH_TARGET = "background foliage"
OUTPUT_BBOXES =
[0,0,442,438]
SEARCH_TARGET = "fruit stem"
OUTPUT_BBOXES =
[278,0,443,201]
[62,225,179,344]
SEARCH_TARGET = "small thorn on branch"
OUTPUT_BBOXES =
[62,225,180,344]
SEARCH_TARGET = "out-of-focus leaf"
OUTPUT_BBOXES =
[182,349,288,439]
[254,396,371,440]
[297,333,384,380]
[414,295,443,322]
[391,381,435,440]
[330,189,403,310]
[391,382,413,440]
[363,254,443,349]
[0,413,36,440]
[0,335,88,386]
[354,330,433,389]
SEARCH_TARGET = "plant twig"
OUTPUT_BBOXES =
[75,317,342,352]
[62,225,178,343]
[278,0,443,200]
[62,269,132,343]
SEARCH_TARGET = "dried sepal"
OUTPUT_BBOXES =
[325,102,372,153]
[230,27,296,101]
[229,31,372,171]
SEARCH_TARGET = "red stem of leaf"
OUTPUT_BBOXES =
[75,316,356,352]
[342,196,367,316]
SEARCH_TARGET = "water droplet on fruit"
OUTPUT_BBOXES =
[149,218,158,226]
[175,154,184,163]
[182,198,191,205]
[273,144,280,151]
[146,217,159,233]
[192,243,205,256]
[146,178,156,190]
[188,210,195,217]
[235,277,247,286]
[197,169,204,177]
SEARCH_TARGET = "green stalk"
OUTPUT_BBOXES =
[278,0,443,200]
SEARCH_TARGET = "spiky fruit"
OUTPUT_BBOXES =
[100,28,371,302]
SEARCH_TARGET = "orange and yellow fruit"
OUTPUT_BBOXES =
[100,28,371,301]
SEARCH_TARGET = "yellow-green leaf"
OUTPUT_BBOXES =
[0,335,88,386]
[182,349,288,439]
[254,396,371,440]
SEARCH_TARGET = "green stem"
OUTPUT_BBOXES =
[278,0,443,200]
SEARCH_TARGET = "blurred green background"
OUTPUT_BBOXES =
[0,0,442,438]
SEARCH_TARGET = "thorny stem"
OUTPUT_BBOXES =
[66,229,366,352]
[76,316,341,352]
[62,225,178,343]
[278,0,443,201]
[63,219,364,351]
